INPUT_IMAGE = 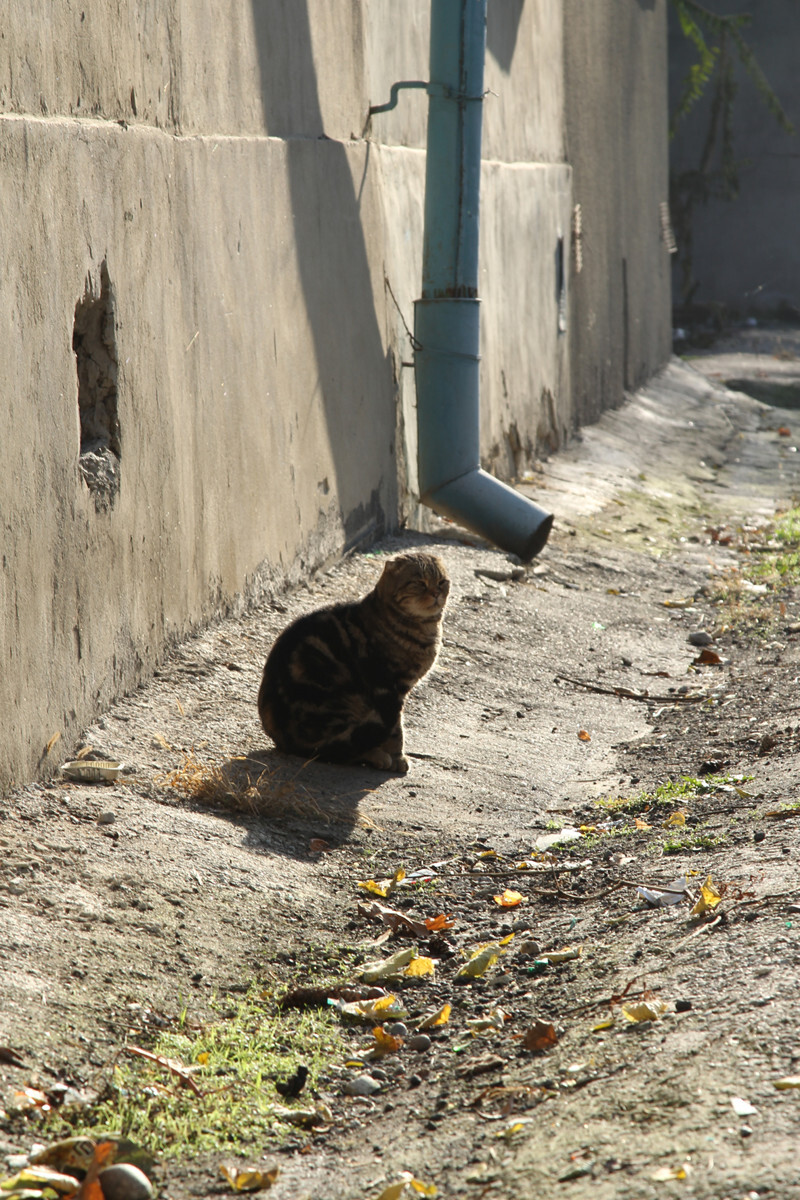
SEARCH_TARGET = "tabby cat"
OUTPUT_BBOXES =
[257,551,450,773]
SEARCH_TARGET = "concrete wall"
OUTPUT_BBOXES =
[564,0,673,424]
[668,0,800,316]
[0,1,670,792]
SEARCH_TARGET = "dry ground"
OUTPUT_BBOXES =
[2,345,800,1200]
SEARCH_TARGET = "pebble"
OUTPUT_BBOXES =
[688,631,714,646]
[385,1022,408,1039]
[343,1075,382,1097]
[99,1165,154,1200]
[407,1074,423,1089]
[517,939,542,958]
[407,1034,432,1052]
[675,999,692,1013]
[97,812,116,826]
[754,829,766,843]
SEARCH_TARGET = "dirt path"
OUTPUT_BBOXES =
[2,349,800,1199]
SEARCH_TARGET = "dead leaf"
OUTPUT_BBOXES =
[376,1173,437,1200]
[577,729,591,742]
[634,817,651,829]
[360,946,417,983]
[693,647,722,666]
[219,1161,280,1192]
[369,1025,404,1056]
[124,1044,202,1096]
[621,999,668,1023]
[664,811,686,827]
[522,1020,558,1051]
[774,1075,800,1090]
[691,875,723,916]
[454,944,502,981]
[417,1003,451,1030]
[405,955,435,978]
[308,838,331,854]
[12,1085,51,1113]
[778,426,792,437]
[493,889,524,908]
[537,945,581,964]
[425,913,455,931]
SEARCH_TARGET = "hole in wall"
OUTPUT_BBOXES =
[73,260,121,512]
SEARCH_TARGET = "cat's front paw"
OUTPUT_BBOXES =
[391,754,410,775]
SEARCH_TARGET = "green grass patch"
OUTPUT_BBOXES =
[662,831,726,854]
[596,774,742,816]
[42,986,343,1158]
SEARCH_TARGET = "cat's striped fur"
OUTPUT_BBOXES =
[257,552,450,773]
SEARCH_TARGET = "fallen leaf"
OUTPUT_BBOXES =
[425,913,455,931]
[376,1173,437,1200]
[774,1075,800,1090]
[592,1018,615,1032]
[778,426,792,436]
[493,889,524,908]
[417,1003,451,1030]
[664,811,686,826]
[650,1164,689,1181]
[578,729,591,742]
[467,1008,508,1035]
[621,999,669,1023]
[691,875,722,916]
[219,1161,280,1192]
[538,946,581,964]
[45,731,61,756]
[522,1020,558,1051]
[360,946,417,984]
[0,1166,82,1194]
[358,900,429,936]
[454,944,502,981]
[309,838,331,854]
[694,647,722,665]
[634,817,651,829]
[405,955,435,978]
[369,1026,404,1056]
[333,994,408,1023]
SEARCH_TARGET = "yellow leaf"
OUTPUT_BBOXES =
[665,811,686,826]
[538,945,581,964]
[635,817,651,829]
[476,849,498,859]
[371,1026,404,1055]
[196,1052,210,1065]
[219,1162,279,1192]
[373,994,402,1013]
[621,999,668,1023]
[360,947,417,983]
[454,944,501,981]
[774,1075,800,1090]
[405,955,435,978]
[493,889,524,908]
[592,1018,614,1032]
[358,880,390,898]
[691,875,722,916]
[498,932,515,946]
[425,913,455,931]
[417,1003,451,1030]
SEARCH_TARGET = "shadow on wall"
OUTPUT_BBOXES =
[249,1,395,552]
[486,0,525,73]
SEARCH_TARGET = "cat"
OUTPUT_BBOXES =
[257,551,450,773]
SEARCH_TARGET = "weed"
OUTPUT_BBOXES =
[662,831,726,854]
[159,751,326,820]
[42,986,342,1157]
[596,773,743,816]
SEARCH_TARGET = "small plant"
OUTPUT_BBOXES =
[41,986,342,1157]
[663,830,726,854]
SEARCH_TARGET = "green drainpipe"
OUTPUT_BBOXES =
[414,0,553,561]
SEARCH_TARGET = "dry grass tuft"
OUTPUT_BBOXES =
[159,751,326,820]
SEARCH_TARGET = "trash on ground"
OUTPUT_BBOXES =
[532,828,581,852]
[61,760,123,783]
[537,945,582,964]
[332,994,408,1023]
[774,1075,800,1090]
[731,1096,758,1116]
[637,876,688,907]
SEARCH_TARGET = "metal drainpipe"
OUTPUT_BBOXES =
[414,0,553,562]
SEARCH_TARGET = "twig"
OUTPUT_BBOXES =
[124,1044,203,1096]
[555,674,707,704]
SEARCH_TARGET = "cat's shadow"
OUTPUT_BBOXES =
[195,747,389,861]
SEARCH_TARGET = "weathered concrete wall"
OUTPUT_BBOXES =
[1,1,669,792]
[668,0,800,316]
[564,0,673,424]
